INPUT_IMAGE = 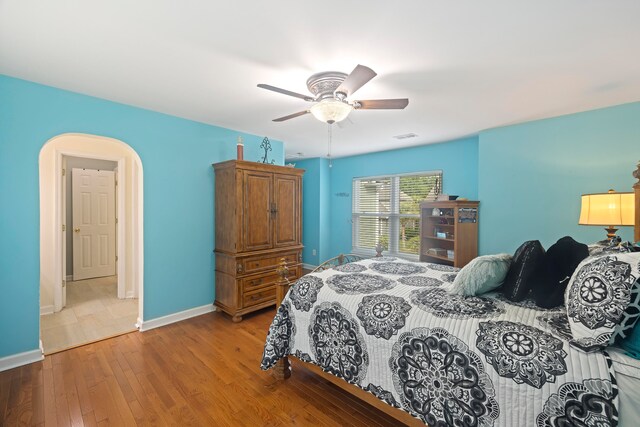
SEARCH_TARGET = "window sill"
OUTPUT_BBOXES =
[351,249,420,262]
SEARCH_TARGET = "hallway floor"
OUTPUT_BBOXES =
[41,276,138,354]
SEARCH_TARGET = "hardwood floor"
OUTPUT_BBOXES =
[1,308,404,426]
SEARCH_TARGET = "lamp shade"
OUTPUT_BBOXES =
[579,191,635,226]
[309,99,353,124]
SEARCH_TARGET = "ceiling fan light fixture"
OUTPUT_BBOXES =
[309,99,353,124]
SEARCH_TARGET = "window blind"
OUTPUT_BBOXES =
[352,171,442,257]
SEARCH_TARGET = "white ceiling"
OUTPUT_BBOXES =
[2,1,639,159]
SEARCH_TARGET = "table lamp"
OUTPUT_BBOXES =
[579,189,635,240]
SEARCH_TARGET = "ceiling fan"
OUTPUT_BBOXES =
[258,65,409,124]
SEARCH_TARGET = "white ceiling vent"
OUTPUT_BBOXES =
[393,133,418,140]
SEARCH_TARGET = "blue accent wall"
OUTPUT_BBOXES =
[327,137,480,257]
[295,157,331,266]
[478,102,640,255]
[319,158,331,262]
[0,75,283,358]
[295,158,321,266]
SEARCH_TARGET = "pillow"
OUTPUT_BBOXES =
[588,238,640,256]
[442,254,512,296]
[565,252,640,352]
[501,240,545,302]
[620,322,640,359]
[531,236,589,309]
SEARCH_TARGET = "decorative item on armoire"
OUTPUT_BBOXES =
[259,137,276,164]
[236,136,244,160]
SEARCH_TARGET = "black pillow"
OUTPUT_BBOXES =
[531,236,589,309]
[501,240,545,302]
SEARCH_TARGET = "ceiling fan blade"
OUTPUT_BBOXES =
[273,110,310,122]
[257,84,315,102]
[356,99,409,110]
[335,65,377,97]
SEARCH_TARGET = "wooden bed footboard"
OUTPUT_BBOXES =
[274,258,293,379]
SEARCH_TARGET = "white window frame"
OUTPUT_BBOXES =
[352,170,442,260]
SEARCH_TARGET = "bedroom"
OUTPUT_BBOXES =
[1,1,640,426]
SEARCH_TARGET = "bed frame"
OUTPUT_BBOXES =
[273,162,640,426]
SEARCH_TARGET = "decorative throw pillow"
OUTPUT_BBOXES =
[501,240,545,302]
[620,322,640,360]
[531,236,589,309]
[442,254,512,296]
[565,252,640,352]
[588,238,640,256]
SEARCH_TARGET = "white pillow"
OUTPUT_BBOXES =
[442,254,512,296]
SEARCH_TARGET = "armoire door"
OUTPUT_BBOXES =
[242,170,273,251]
[273,173,300,248]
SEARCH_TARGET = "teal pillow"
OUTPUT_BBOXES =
[621,315,640,359]
[442,254,512,296]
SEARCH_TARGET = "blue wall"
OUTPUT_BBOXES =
[295,158,322,265]
[478,102,640,255]
[0,75,283,358]
[319,158,331,262]
[327,137,480,256]
[295,157,331,266]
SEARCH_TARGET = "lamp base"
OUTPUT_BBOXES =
[605,226,619,240]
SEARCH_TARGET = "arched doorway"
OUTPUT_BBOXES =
[39,133,144,352]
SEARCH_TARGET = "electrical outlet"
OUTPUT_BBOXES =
[312,249,317,256]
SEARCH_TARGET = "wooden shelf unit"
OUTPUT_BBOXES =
[419,200,479,268]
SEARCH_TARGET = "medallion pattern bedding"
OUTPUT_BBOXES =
[261,257,619,426]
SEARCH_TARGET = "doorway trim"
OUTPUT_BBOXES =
[39,133,144,327]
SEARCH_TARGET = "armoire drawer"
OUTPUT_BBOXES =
[240,251,300,275]
[243,286,277,308]
[241,266,301,292]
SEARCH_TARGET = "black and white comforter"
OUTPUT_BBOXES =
[261,257,619,426]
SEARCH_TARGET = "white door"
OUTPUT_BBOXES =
[72,168,116,281]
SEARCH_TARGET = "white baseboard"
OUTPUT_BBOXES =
[125,290,136,299]
[40,305,54,316]
[0,342,44,372]
[138,304,216,332]
[302,263,317,271]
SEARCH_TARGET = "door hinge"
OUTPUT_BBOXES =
[62,224,66,232]
[62,280,66,288]
[115,218,118,224]
[116,255,118,262]
[62,168,66,176]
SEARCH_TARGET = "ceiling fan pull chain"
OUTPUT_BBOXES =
[328,123,333,168]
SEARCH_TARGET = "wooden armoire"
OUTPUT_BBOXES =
[213,160,304,322]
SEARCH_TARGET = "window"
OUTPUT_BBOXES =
[352,171,442,258]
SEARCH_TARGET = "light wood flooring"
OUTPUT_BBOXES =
[1,307,403,426]
[41,276,138,354]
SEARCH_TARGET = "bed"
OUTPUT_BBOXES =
[261,163,640,426]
